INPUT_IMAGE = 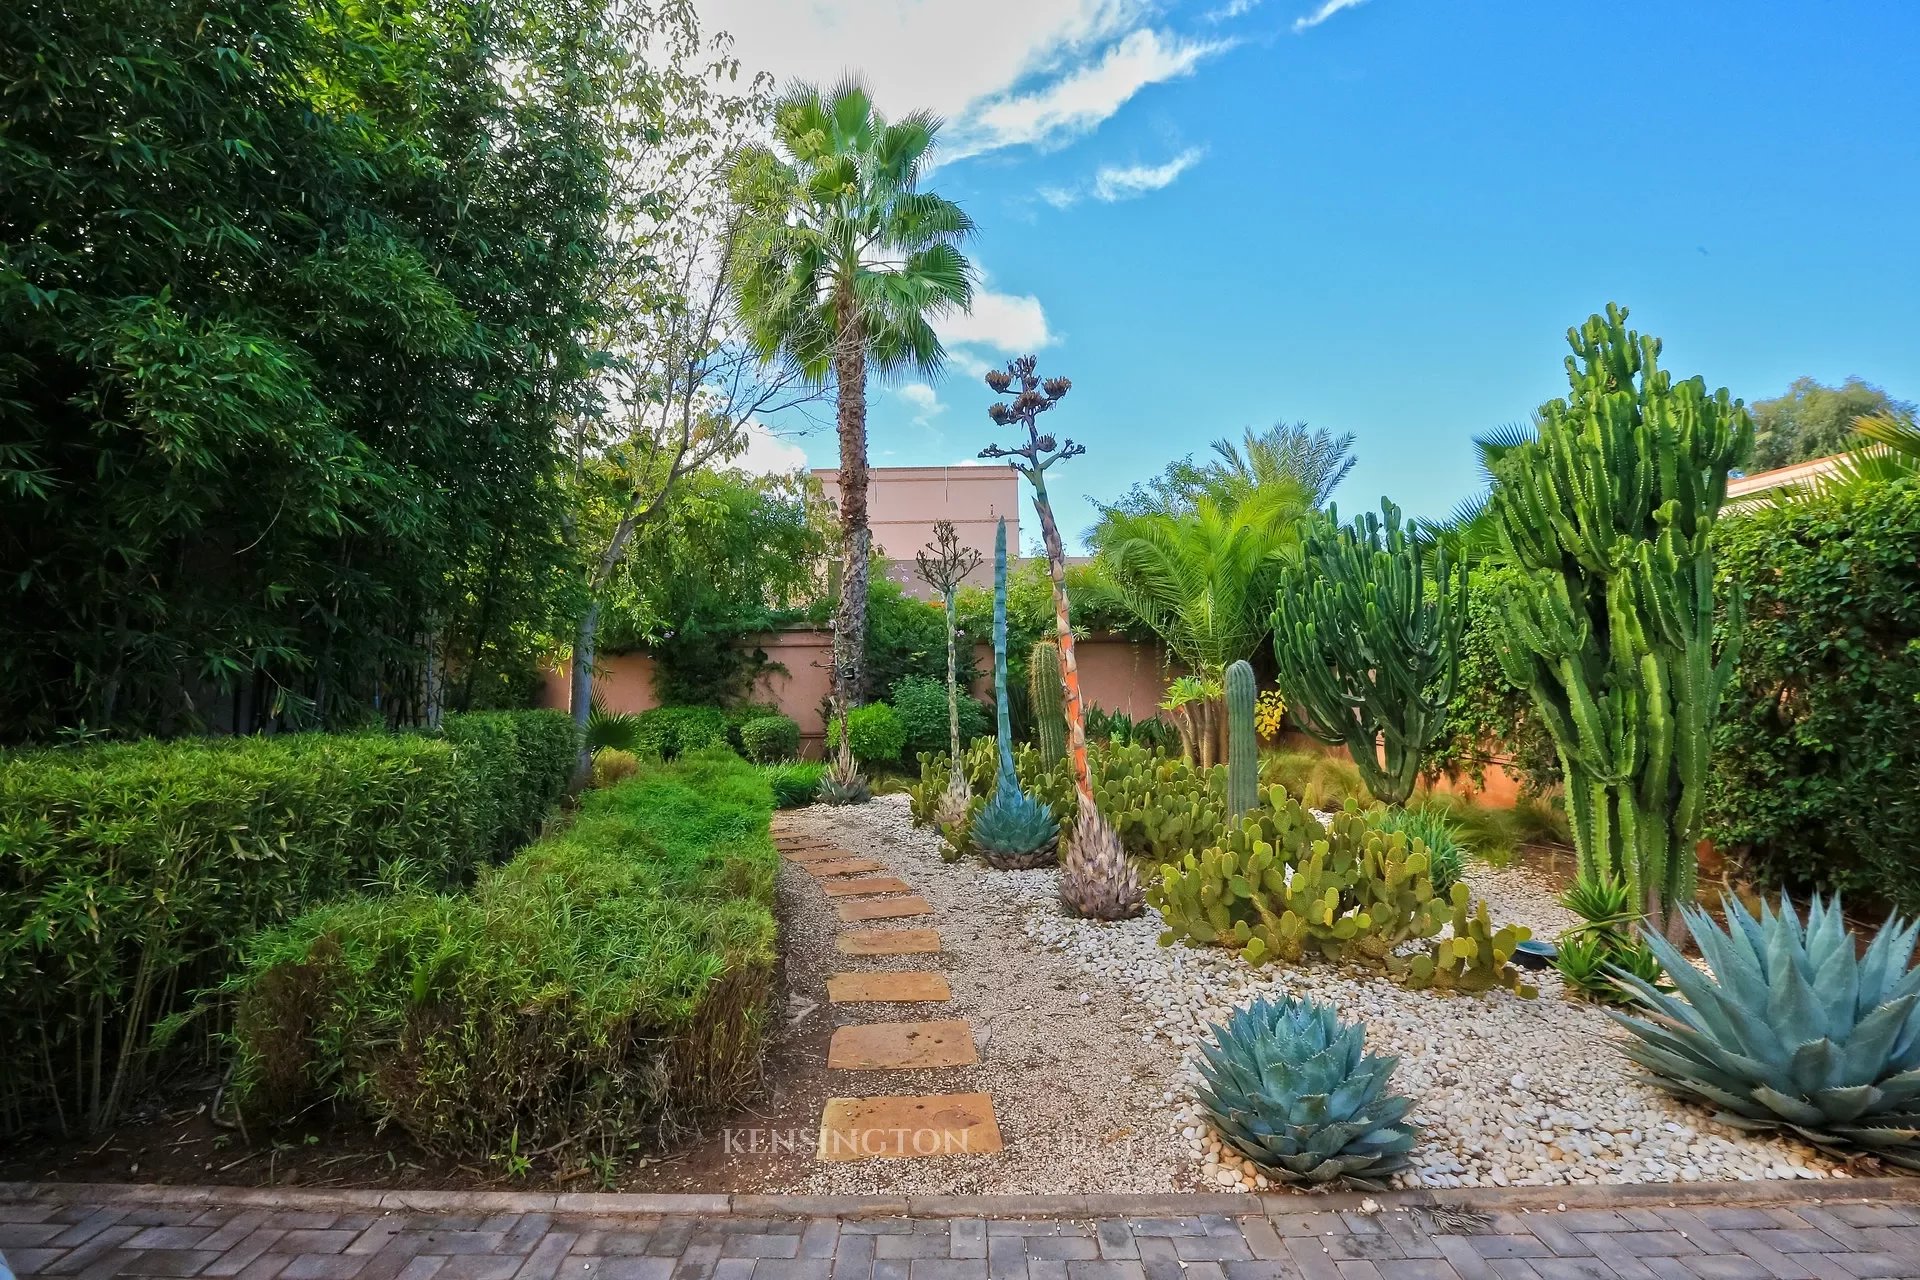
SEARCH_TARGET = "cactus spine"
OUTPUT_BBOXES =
[1271,500,1464,806]
[1224,659,1257,816]
[1485,304,1751,937]
[1030,640,1066,767]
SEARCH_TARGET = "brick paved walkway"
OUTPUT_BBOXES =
[5,1191,1919,1280]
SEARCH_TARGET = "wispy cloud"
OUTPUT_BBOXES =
[897,382,945,425]
[1093,147,1206,201]
[1206,0,1263,20]
[1293,0,1368,32]
[933,285,1053,353]
[944,29,1233,161]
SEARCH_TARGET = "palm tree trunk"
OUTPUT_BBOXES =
[832,305,870,715]
[567,599,599,789]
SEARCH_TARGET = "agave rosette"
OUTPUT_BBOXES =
[1610,894,1920,1168]
[1196,995,1418,1189]
[969,769,1058,869]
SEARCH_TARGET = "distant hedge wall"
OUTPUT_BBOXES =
[1706,480,1920,909]
[0,709,577,1134]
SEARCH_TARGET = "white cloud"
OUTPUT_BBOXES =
[898,382,944,425]
[934,286,1053,353]
[1038,185,1083,210]
[1093,146,1205,201]
[1206,0,1263,19]
[945,29,1232,161]
[1293,0,1368,32]
[732,422,810,475]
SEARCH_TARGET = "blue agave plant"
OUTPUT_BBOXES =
[971,517,1057,868]
[1612,894,1920,1169]
[1196,995,1418,1190]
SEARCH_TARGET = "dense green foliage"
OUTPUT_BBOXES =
[1197,995,1416,1190]
[1367,806,1465,895]
[1705,480,1920,907]
[0,0,613,739]
[737,714,801,763]
[890,676,987,763]
[1432,565,1561,795]
[1747,376,1915,472]
[233,752,776,1172]
[826,702,906,764]
[763,761,824,808]
[1487,305,1750,928]
[1612,895,1920,1169]
[0,710,574,1133]
[632,706,731,760]
[596,470,829,707]
[1272,501,1464,805]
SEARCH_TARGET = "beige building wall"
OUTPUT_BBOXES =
[814,464,1021,597]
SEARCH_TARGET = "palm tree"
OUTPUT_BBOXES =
[730,80,975,721]
[1770,411,1920,502]
[1090,485,1306,765]
[1092,421,1353,528]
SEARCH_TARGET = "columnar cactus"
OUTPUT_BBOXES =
[1030,640,1065,767]
[1485,305,1751,935]
[1270,500,1464,806]
[1224,659,1257,817]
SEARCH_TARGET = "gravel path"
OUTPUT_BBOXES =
[798,795,1852,1195]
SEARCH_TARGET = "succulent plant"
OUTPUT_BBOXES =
[816,738,871,806]
[1196,995,1419,1190]
[1059,804,1140,918]
[1611,894,1920,1169]
[1552,869,1666,1004]
[1367,806,1466,895]
[970,781,1059,869]
[1224,659,1257,817]
[1029,640,1066,768]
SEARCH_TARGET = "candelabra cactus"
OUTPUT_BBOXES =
[983,357,1140,918]
[1485,304,1751,935]
[1030,640,1066,767]
[1270,499,1464,806]
[970,518,1058,868]
[1224,659,1257,817]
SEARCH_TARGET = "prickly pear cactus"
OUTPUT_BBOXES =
[1225,659,1257,817]
[1029,640,1066,768]
[1398,883,1537,997]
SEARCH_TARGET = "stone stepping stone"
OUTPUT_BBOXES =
[828,1018,978,1069]
[799,857,885,877]
[776,836,835,851]
[781,846,850,862]
[838,928,942,956]
[818,1092,1002,1160]
[819,875,914,899]
[838,895,932,923]
[827,971,951,1003]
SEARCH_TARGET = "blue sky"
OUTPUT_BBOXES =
[706,0,1920,548]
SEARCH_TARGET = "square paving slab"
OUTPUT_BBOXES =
[819,875,914,898]
[837,928,942,955]
[838,895,932,923]
[826,971,952,1003]
[782,847,857,864]
[801,857,887,877]
[828,1018,978,1069]
[818,1092,1003,1160]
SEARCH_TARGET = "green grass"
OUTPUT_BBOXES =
[231,751,778,1174]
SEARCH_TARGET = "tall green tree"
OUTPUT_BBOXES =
[1486,305,1751,935]
[0,0,611,738]
[1094,421,1353,528]
[1748,376,1914,471]
[730,81,975,723]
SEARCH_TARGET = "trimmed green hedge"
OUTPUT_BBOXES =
[738,714,800,763]
[1706,480,1920,908]
[633,705,731,759]
[0,710,576,1133]
[232,751,778,1168]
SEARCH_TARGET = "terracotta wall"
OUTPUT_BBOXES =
[814,465,1020,596]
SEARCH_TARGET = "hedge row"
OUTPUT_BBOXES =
[1706,479,1920,909]
[232,750,778,1168]
[0,710,577,1134]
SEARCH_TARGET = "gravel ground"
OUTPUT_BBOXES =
[777,798,1193,1194]
[795,795,1851,1194]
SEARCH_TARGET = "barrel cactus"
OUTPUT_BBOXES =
[1611,894,1920,1170]
[1196,995,1418,1190]
[1224,659,1257,817]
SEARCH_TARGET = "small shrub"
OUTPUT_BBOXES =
[231,754,778,1170]
[764,761,824,808]
[826,702,906,764]
[738,715,800,763]
[1261,749,1365,811]
[592,748,641,788]
[1552,869,1666,1004]
[633,705,731,760]
[889,675,988,761]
